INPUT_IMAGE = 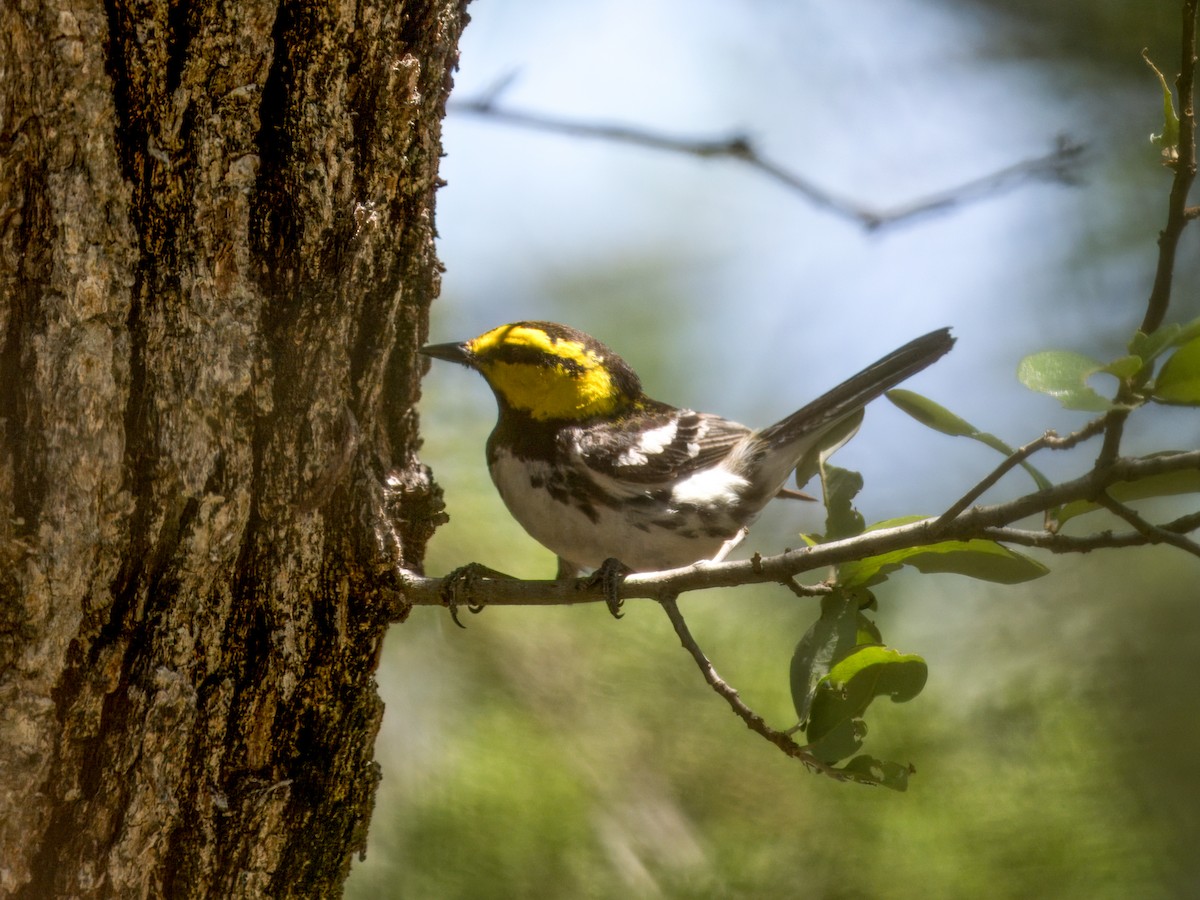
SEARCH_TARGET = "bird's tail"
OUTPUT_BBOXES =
[750,327,955,489]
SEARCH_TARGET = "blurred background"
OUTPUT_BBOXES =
[349,1,1200,896]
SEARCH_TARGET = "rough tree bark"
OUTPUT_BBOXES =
[0,0,465,896]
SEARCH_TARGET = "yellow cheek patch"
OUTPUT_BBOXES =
[484,359,620,420]
[469,324,624,420]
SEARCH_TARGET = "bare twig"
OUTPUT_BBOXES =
[977,525,1166,553]
[658,595,846,779]
[781,577,833,598]
[450,95,1083,231]
[1166,509,1200,532]
[853,134,1085,228]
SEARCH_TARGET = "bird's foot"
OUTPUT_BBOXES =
[439,563,514,628]
[587,557,632,619]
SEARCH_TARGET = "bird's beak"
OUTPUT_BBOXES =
[420,340,474,367]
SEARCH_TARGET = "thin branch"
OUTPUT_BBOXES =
[936,417,1107,526]
[978,507,1200,553]
[781,577,833,598]
[658,595,846,780]
[977,525,1165,553]
[397,450,1200,611]
[1096,493,1200,559]
[450,95,1084,232]
[1165,509,1200,532]
[852,134,1085,228]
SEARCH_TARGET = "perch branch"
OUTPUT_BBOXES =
[397,450,1200,612]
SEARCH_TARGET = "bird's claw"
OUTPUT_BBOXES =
[439,563,513,628]
[587,557,631,619]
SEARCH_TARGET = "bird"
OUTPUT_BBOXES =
[421,321,954,599]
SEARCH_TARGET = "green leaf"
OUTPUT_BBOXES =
[1154,335,1200,404]
[885,389,977,437]
[1129,328,1174,364]
[856,614,883,646]
[806,718,866,765]
[895,542,1047,583]
[1057,462,1200,524]
[887,390,1053,492]
[1144,50,1181,152]
[820,463,865,542]
[838,519,1050,588]
[806,645,927,754]
[838,755,915,791]
[1101,355,1144,379]
[789,595,860,725]
[1017,350,1121,412]
[1129,316,1200,363]
[826,645,927,704]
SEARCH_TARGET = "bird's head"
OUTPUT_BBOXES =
[421,321,645,421]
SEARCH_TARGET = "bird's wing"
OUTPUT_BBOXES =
[570,408,752,486]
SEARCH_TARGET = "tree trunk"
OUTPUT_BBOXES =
[0,1,464,895]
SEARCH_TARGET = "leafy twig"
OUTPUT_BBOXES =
[1098,0,1199,466]
[1142,4,1199,337]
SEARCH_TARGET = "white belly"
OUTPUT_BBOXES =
[489,451,749,572]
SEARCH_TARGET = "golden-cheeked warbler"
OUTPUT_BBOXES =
[422,322,954,586]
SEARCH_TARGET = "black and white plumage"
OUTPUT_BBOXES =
[422,322,955,576]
